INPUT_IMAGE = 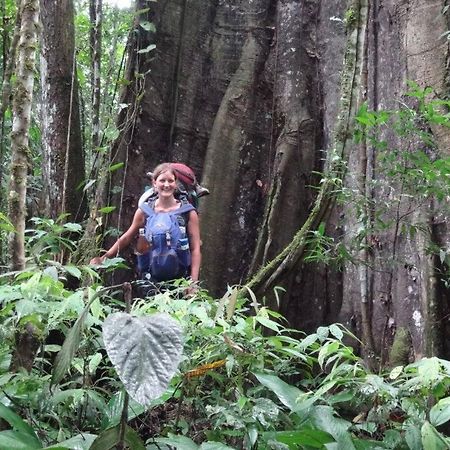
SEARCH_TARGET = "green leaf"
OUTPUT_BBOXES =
[0,212,15,233]
[63,222,82,233]
[417,357,441,385]
[389,365,403,380]
[247,427,258,447]
[200,443,236,450]
[254,373,302,412]
[256,316,280,332]
[265,428,334,448]
[318,341,340,367]
[0,403,39,440]
[122,426,146,450]
[317,222,326,235]
[317,326,329,339]
[96,257,128,269]
[155,434,199,450]
[90,426,120,450]
[63,265,82,279]
[329,324,344,340]
[101,387,175,429]
[139,20,156,32]
[327,391,355,405]
[0,430,42,449]
[98,206,116,214]
[51,315,85,385]
[242,285,260,313]
[383,430,403,449]
[43,266,59,280]
[430,397,450,427]
[104,126,121,141]
[421,421,448,450]
[311,406,354,450]
[405,424,422,450]
[88,352,103,374]
[102,390,151,429]
[137,44,156,54]
[353,439,387,449]
[43,433,97,450]
[90,425,145,450]
[42,447,68,450]
[83,179,96,192]
[107,162,124,173]
[50,389,85,407]
[300,333,318,349]
[51,290,99,386]
[103,312,183,405]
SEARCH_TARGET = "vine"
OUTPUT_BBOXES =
[242,0,368,297]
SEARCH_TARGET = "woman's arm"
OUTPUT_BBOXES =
[90,209,146,264]
[187,210,201,282]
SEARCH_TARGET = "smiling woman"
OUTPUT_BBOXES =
[90,162,202,285]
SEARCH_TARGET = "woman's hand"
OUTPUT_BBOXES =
[184,279,199,297]
[90,255,106,265]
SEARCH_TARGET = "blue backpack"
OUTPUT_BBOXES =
[138,201,195,281]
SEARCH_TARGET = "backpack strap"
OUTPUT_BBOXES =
[139,201,195,218]
[171,203,195,216]
[138,188,156,209]
[139,201,155,217]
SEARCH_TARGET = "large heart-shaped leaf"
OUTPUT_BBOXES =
[103,312,183,405]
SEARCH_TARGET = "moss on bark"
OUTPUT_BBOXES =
[388,327,412,367]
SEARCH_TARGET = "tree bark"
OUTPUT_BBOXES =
[9,323,41,373]
[8,0,39,271]
[7,0,40,374]
[40,0,86,222]
[0,4,21,186]
[404,1,450,358]
[90,0,102,150]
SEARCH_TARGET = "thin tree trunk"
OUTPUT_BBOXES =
[7,0,39,271]
[7,0,40,374]
[74,2,132,265]
[356,0,375,361]
[74,0,105,266]
[0,4,21,187]
[90,0,102,150]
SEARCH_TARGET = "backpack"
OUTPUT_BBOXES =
[138,201,195,282]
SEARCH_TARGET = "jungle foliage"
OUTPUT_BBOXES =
[0,221,449,449]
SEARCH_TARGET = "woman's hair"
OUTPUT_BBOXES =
[152,163,177,181]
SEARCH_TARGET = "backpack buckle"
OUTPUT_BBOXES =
[166,231,171,247]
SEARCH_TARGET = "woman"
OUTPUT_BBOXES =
[90,163,201,284]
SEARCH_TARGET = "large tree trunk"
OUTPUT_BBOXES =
[104,0,450,361]
[338,0,450,362]
[40,0,86,222]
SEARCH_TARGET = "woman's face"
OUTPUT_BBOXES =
[153,170,177,198]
